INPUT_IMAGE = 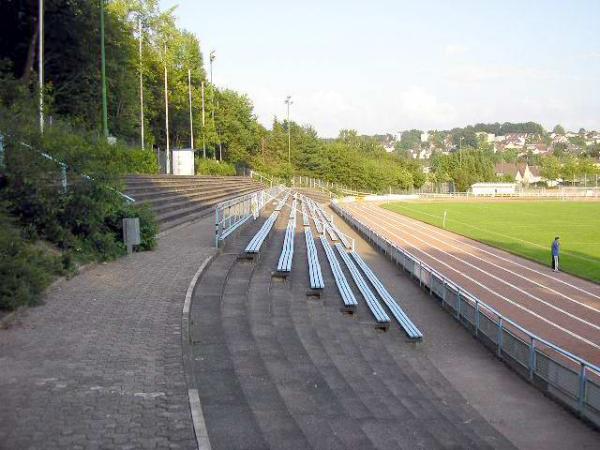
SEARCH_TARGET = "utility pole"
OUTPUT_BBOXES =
[164,43,170,173]
[100,0,108,138]
[201,81,206,158]
[285,95,293,164]
[138,17,144,150]
[209,50,216,159]
[39,0,44,133]
[188,69,194,149]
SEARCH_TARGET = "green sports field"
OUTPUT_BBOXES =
[382,200,600,283]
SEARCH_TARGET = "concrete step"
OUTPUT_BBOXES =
[156,186,262,226]
[153,186,262,216]
[125,180,259,196]
[138,185,259,210]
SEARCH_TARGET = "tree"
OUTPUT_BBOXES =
[553,124,565,135]
[540,156,561,182]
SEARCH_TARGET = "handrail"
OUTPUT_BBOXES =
[13,138,134,203]
[332,201,600,375]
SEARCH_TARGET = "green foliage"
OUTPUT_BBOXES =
[195,158,237,176]
[553,124,566,135]
[0,205,68,311]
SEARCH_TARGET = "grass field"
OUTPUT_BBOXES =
[382,200,600,283]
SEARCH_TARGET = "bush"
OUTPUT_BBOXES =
[195,158,237,176]
[0,206,68,311]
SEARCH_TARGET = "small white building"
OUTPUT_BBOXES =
[171,148,195,176]
[471,182,516,196]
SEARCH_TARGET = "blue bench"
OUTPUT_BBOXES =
[320,236,357,311]
[351,252,423,340]
[275,192,290,211]
[245,211,279,253]
[277,218,295,272]
[305,228,324,289]
[301,200,310,226]
[335,244,390,329]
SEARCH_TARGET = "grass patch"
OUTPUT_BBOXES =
[382,200,600,283]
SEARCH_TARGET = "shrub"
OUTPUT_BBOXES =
[0,206,67,311]
[195,158,237,176]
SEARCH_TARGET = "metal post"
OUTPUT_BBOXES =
[163,43,170,173]
[529,338,536,380]
[578,363,586,412]
[100,0,108,138]
[39,0,44,133]
[497,318,504,357]
[201,81,206,158]
[456,288,461,318]
[285,95,293,164]
[475,301,480,336]
[138,17,144,150]
[188,69,194,149]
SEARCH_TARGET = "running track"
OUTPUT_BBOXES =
[341,202,600,366]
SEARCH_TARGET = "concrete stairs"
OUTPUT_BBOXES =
[124,175,264,231]
[189,200,514,449]
[295,187,332,204]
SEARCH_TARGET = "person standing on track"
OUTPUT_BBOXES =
[551,236,560,272]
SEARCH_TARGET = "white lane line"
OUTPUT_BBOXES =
[357,205,600,332]
[387,203,599,263]
[344,205,600,350]
[188,389,212,450]
[364,204,600,314]
[377,204,600,301]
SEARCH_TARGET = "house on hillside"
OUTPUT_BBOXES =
[495,162,543,185]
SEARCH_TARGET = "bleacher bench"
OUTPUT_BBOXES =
[351,251,422,340]
[305,228,324,289]
[276,218,295,272]
[335,244,390,329]
[245,211,279,253]
[320,236,357,311]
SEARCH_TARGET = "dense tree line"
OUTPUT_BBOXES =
[0,0,425,191]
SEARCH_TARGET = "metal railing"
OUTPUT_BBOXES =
[331,200,600,427]
[214,185,285,247]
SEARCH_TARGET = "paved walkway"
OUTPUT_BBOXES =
[0,218,216,449]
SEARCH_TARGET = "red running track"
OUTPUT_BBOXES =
[341,202,600,366]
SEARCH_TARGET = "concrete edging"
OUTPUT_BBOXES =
[181,252,217,450]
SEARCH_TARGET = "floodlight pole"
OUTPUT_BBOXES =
[138,17,144,150]
[39,0,44,134]
[164,43,170,173]
[201,80,206,158]
[188,68,194,149]
[100,0,109,138]
[285,95,293,164]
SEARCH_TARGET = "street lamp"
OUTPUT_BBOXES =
[100,0,108,138]
[285,95,293,164]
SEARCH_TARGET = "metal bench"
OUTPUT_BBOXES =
[351,251,423,340]
[275,192,290,211]
[245,211,279,253]
[305,228,324,289]
[320,236,357,312]
[276,218,295,272]
[301,200,310,226]
[335,244,390,329]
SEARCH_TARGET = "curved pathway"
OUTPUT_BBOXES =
[0,219,216,449]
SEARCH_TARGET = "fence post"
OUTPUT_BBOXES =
[419,261,422,286]
[475,301,480,336]
[578,363,586,412]
[456,288,461,319]
[215,207,220,247]
[529,338,536,380]
[497,317,504,357]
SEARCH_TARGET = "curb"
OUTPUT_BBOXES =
[181,251,217,450]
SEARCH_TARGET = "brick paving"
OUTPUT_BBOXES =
[0,218,216,449]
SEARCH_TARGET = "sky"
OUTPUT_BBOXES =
[159,0,600,138]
